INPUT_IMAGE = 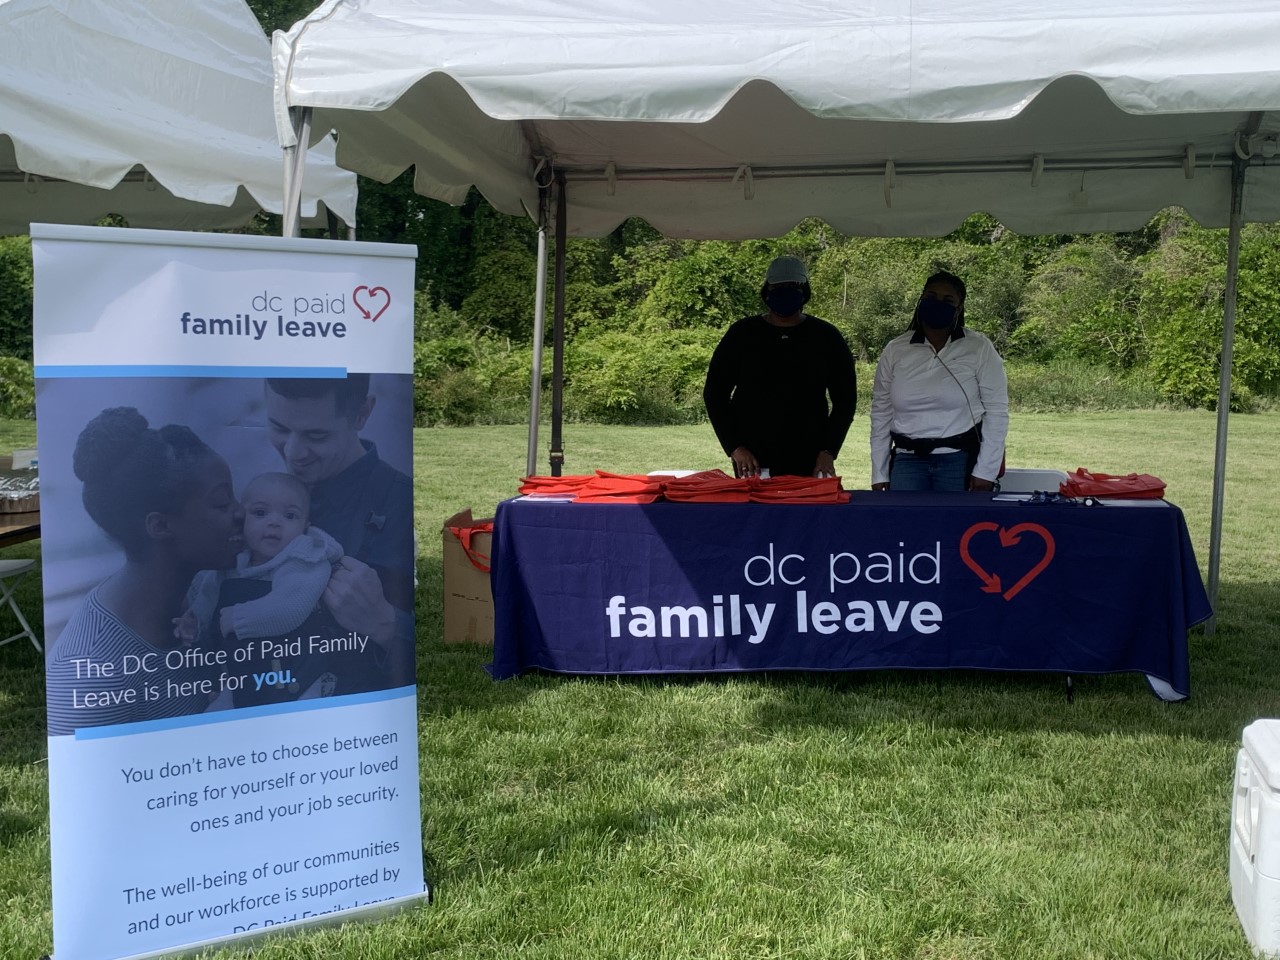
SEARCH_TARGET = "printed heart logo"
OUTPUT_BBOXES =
[958,521,1055,601]
[352,285,390,322]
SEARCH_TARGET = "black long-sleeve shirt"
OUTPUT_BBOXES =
[703,313,857,476]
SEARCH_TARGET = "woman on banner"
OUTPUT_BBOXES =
[870,270,1008,492]
[45,407,245,735]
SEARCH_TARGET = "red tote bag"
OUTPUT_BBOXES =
[1059,468,1166,500]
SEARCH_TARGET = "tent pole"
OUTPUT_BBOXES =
[281,107,312,238]
[1205,155,1247,633]
[527,189,550,477]
[281,147,297,237]
[549,173,567,477]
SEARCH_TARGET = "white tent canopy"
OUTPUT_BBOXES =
[276,0,1280,239]
[275,0,1280,622]
[0,0,357,234]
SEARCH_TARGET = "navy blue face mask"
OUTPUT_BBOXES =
[917,297,958,330]
[765,287,806,318]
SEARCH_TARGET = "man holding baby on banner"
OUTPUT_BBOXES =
[183,373,415,708]
[243,373,415,702]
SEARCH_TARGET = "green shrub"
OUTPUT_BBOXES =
[459,248,538,341]
[611,239,771,334]
[809,240,921,361]
[564,329,720,424]
[0,237,33,360]
[415,366,489,426]
[809,226,1037,362]
[1122,215,1280,410]
[1013,239,1140,364]
[1056,299,1147,371]
[472,344,536,423]
[0,356,34,419]
[413,337,532,426]
[1004,358,1163,412]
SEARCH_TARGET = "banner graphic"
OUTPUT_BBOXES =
[32,225,425,960]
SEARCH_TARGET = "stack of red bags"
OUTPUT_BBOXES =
[518,475,595,497]
[1059,468,1166,500]
[574,470,665,504]
[518,470,849,504]
[519,471,663,502]
[661,469,753,503]
[750,475,849,504]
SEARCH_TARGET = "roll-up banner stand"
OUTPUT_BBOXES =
[31,225,427,960]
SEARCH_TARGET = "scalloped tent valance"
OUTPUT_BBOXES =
[275,0,1280,238]
[0,0,357,234]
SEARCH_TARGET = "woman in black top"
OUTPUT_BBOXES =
[703,256,857,478]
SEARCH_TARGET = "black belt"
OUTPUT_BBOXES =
[890,426,980,456]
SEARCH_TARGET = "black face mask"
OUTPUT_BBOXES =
[917,297,958,330]
[765,287,806,318]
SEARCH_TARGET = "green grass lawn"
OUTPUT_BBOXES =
[2,411,1279,959]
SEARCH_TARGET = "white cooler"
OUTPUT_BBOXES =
[1231,719,1280,955]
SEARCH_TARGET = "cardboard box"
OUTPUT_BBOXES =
[441,509,495,644]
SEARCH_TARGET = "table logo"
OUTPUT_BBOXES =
[959,522,1055,601]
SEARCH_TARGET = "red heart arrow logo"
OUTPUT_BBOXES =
[959,521,1056,601]
[352,285,390,322]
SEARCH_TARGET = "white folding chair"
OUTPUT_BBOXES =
[998,468,1069,494]
[0,558,41,652]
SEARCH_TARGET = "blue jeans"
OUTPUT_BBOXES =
[890,451,969,491]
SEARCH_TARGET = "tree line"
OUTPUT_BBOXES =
[3,200,1278,422]
[405,209,1280,426]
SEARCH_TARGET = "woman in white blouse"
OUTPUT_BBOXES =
[870,271,1008,492]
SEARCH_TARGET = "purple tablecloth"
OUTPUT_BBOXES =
[489,492,1210,699]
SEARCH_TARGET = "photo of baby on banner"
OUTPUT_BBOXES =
[40,373,415,735]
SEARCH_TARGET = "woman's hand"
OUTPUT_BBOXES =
[872,482,890,492]
[969,476,995,492]
[731,446,760,478]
